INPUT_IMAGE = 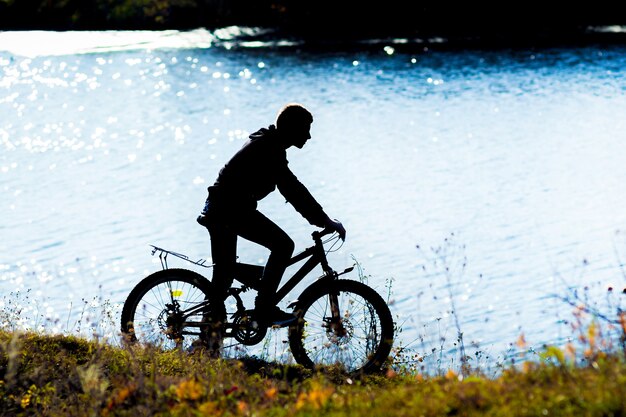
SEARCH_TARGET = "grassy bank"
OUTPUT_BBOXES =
[1,329,625,416]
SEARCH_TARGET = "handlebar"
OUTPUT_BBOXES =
[311,227,335,241]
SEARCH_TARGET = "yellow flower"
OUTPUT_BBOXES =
[21,392,31,409]
[117,384,136,403]
[107,384,136,411]
[264,387,278,401]
[588,322,598,349]
[198,401,222,416]
[236,400,249,415]
[20,385,37,409]
[445,369,457,380]
[175,379,204,402]
[296,383,334,410]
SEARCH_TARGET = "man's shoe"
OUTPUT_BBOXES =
[257,306,297,327]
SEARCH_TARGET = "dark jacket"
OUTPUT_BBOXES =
[206,125,328,227]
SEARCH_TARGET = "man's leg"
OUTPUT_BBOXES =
[204,220,237,357]
[233,211,295,322]
[206,220,237,300]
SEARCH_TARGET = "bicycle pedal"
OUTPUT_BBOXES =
[269,316,298,328]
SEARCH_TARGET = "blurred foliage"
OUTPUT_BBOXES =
[0,0,280,30]
[1,0,626,37]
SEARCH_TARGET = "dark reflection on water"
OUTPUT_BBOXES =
[1,33,626,367]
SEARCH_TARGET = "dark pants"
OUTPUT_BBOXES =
[201,206,295,309]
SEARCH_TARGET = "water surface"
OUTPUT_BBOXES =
[2,30,626,367]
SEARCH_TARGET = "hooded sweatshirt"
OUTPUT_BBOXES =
[207,125,328,227]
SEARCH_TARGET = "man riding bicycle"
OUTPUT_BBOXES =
[197,103,346,329]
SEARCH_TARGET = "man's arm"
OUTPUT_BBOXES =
[277,166,346,239]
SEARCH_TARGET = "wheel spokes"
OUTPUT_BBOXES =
[299,289,384,371]
[131,280,209,349]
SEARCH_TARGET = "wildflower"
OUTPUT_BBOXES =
[116,386,133,403]
[296,382,334,410]
[21,392,31,409]
[199,401,222,415]
[264,387,278,401]
[619,312,626,334]
[588,322,597,349]
[522,362,534,373]
[20,385,38,409]
[516,333,527,349]
[236,400,249,415]
[107,384,136,410]
[574,305,586,318]
[175,379,204,401]
[544,346,565,365]
[565,343,576,360]
[445,369,457,380]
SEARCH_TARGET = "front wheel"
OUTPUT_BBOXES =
[289,279,394,374]
[121,269,220,351]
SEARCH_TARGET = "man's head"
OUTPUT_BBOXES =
[275,103,313,149]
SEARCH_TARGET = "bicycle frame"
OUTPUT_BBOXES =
[273,229,338,303]
[141,229,356,345]
[150,228,353,312]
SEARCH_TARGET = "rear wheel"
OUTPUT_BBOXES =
[121,269,222,351]
[289,279,394,374]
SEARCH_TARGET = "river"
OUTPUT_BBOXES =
[1,29,626,370]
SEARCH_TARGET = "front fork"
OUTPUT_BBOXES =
[322,266,355,338]
[328,291,348,337]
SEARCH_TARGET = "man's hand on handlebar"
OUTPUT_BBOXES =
[326,218,346,241]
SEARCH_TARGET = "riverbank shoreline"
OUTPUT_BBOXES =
[2,1,626,51]
[2,26,626,58]
[1,329,625,416]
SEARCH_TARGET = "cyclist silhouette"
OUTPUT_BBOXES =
[197,103,346,327]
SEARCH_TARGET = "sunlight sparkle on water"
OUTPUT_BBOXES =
[1,30,217,57]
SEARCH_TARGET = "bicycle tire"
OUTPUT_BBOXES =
[288,279,394,374]
[121,268,221,350]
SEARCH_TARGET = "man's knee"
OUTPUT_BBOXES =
[274,235,295,259]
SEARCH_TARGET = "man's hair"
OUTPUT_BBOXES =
[276,103,313,130]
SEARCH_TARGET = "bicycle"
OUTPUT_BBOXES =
[120,228,394,374]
